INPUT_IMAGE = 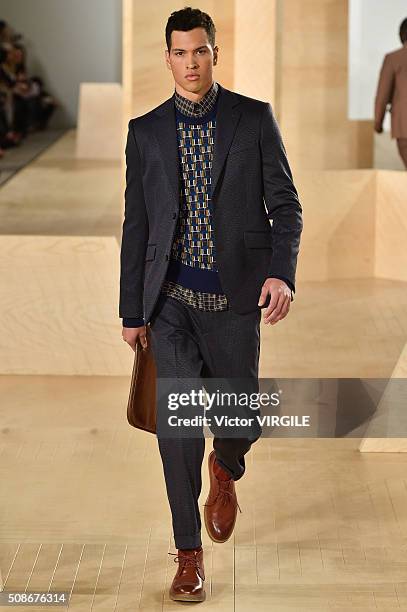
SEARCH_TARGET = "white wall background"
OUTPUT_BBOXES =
[0,0,122,127]
[348,0,406,131]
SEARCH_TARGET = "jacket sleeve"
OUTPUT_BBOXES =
[119,119,149,320]
[374,54,395,128]
[260,102,303,295]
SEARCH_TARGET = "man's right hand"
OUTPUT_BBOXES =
[122,325,148,352]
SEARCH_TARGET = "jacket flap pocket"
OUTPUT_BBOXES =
[244,230,273,248]
[145,244,156,261]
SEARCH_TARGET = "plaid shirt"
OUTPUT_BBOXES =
[173,80,219,117]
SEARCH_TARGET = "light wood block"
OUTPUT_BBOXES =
[295,169,376,282]
[359,342,407,453]
[0,234,132,376]
[76,83,123,160]
[295,169,407,283]
[234,0,277,102]
[277,0,373,171]
[375,170,407,282]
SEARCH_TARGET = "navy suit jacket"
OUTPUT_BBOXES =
[119,82,303,326]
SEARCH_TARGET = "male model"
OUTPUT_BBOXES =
[375,17,407,168]
[119,6,303,603]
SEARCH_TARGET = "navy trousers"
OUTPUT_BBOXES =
[149,291,262,549]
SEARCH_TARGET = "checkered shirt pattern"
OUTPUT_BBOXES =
[173,80,219,117]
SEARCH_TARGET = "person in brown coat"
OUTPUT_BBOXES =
[374,18,407,168]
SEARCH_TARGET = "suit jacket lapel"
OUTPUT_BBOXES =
[150,98,180,208]
[150,82,242,208]
[210,83,242,198]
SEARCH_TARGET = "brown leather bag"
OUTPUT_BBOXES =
[126,324,157,434]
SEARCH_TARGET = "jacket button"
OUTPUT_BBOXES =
[172,212,177,219]
[165,254,169,260]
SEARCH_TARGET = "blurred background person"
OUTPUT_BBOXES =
[0,45,22,154]
[374,17,407,168]
[29,76,58,131]
[0,19,14,44]
[0,19,57,158]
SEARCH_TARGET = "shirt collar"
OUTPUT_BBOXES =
[174,81,219,117]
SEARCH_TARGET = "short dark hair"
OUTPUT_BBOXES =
[400,18,407,43]
[165,6,216,51]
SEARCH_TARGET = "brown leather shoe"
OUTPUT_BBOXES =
[168,547,206,602]
[204,450,242,543]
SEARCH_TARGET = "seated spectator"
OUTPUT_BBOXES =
[0,46,22,156]
[30,76,57,130]
[0,20,57,158]
[0,20,13,45]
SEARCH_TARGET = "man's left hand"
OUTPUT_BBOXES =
[258,278,292,325]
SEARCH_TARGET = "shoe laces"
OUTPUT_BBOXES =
[168,551,201,568]
[204,481,242,513]
[169,550,205,581]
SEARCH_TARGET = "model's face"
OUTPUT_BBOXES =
[165,27,218,100]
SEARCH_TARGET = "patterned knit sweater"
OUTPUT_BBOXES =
[160,80,228,311]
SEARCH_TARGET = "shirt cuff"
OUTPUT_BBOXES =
[122,317,145,328]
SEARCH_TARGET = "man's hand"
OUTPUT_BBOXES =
[258,278,292,325]
[374,123,383,134]
[122,325,148,352]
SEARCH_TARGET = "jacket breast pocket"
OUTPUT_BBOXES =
[145,244,157,261]
[244,230,273,248]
